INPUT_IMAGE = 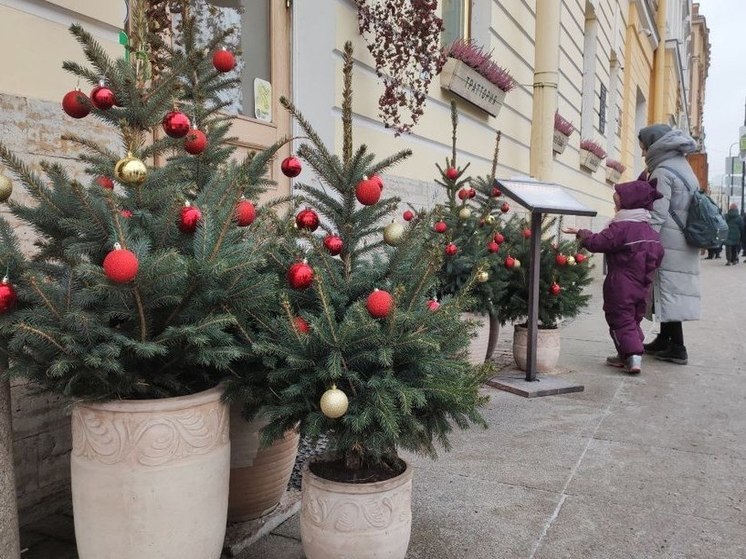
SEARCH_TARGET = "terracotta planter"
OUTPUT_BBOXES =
[461,312,491,365]
[553,130,570,154]
[228,406,300,522]
[71,386,230,559]
[606,166,622,184]
[579,148,602,172]
[301,461,413,559]
[440,57,507,117]
[512,324,561,373]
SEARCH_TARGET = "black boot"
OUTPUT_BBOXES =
[654,343,688,365]
[643,335,669,355]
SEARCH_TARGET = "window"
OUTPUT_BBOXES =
[442,0,471,47]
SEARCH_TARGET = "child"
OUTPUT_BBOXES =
[563,179,664,374]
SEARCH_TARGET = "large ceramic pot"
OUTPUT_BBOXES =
[228,406,300,521]
[300,461,413,559]
[512,324,561,373]
[71,385,230,559]
[461,312,492,365]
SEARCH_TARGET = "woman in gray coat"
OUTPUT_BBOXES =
[638,124,700,365]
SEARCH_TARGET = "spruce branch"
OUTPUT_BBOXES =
[450,101,458,166]
[490,130,502,182]
[342,41,354,166]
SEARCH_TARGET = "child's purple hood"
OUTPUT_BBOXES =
[615,179,663,210]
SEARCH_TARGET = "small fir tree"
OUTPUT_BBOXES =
[0,3,285,400]
[224,43,488,481]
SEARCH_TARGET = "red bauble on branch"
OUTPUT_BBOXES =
[179,202,202,233]
[293,316,311,334]
[457,188,470,200]
[120,209,133,219]
[355,176,382,205]
[493,232,505,244]
[491,187,502,197]
[522,228,531,239]
[96,176,114,190]
[90,82,116,110]
[555,254,567,266]
[295,208,320,231]
[288,260,314,290]
[575,253,587,264]
[445,167,459,180]
[213,48,236,72]
[162,110,191,138]
[426,298,440,311]
[235,199,256,226]
[103,244,139,283]
[504,255,516,269]
[323,234,343,256]
[433,220,447,234]
[62,89,90,119]
[500,202,510,213]
[366,288,393,318]
[403,210,415,222]
[487,241,500,253]
[549,282,561,296]
[281,156,302,178]
[184,129,208,155]
[445,242,458,256]
[0,277,18,313]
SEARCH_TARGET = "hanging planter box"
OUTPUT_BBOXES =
[440,57,507,117]
[579,148,602,172]
[605,166,622,184]
[553,131,570,155]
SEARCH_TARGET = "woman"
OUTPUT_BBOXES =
[638,124,700,365]
[725,203,743,265]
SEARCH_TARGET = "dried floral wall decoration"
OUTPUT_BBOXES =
[356,0,446,135]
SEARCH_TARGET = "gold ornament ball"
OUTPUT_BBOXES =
[476,270,489,283]
[566,256,576,266]
[320,384,349,419]
[115,155,148,185]
[383,222,405,246]
[484,214,496,225]
[0,174,12,203]
[459,207,472,220]
[513,258,521,269]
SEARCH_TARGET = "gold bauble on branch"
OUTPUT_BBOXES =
[114,153,147,185]
[566,255,576,266]
[458,207,472,220]
[513,258,521,269]
[483,214,496,225]
[383,221,405,246]
[320,384,349,419]
[476,270,489,283]
[0,173,12,203]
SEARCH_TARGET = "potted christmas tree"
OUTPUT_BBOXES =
[496,217,593,372]
[223,43,487,559]
[0,4,286,557]
[425,101,509,364]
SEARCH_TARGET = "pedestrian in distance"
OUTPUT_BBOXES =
[724,203,743,265]
[563,179,664,374]
[636,124,701,366]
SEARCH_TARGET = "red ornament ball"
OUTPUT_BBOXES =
[293,316,311,334]
[355,176,382,205]
[212,48,236,72]
[184,129,208,155]
[493,232,505,244]
[288,261,314,290]
[504,255,516,269]
[90,84,116,110]
[549,282,561,296]
[103,245,139,283]
[235,199,256,226]
[162,110,191,138]
[575,253,586,264]
[366,288,393,319]
[403,210,415,222]
[120,209,133,219]
[295,208,320,231]
[491,187,502,197]
[281,156,302,178]
[323,234,343,256]
[555,254,567,266]
[500,202,510,213]
[487,241,500,253]
[179,203,202,233]
[96,176,114,190]
[426,299,440,311]
[434,220,448,234]
[458,188,470,200]
[445,242,458,256]
[0,277,18,313]
[522,228,531,239]
[468,188,477,199]
[62,89,90,119]
[370,174,384,191]
[445,167,459,180]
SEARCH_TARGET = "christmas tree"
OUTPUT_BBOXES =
[224,43,487,480]
[0,3,285,400]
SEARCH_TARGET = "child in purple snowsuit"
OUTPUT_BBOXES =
[563,179,664,374]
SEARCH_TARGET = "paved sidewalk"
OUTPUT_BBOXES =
[18,257,746,558]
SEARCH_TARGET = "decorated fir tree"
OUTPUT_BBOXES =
[224,43,488,480]
[0,4,285,401]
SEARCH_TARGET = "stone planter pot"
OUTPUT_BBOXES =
[440,57,507,117]
[579,148,602,172]
[553,130,570,154]
[71,385,230,559]
[606,166,622,184]
[300,461,413,559]
[512,324,561,373]
[228,406,300,522]
[461,312,492,365]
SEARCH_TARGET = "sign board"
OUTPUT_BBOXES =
[254,78,272,122]
[495,179,598,216]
